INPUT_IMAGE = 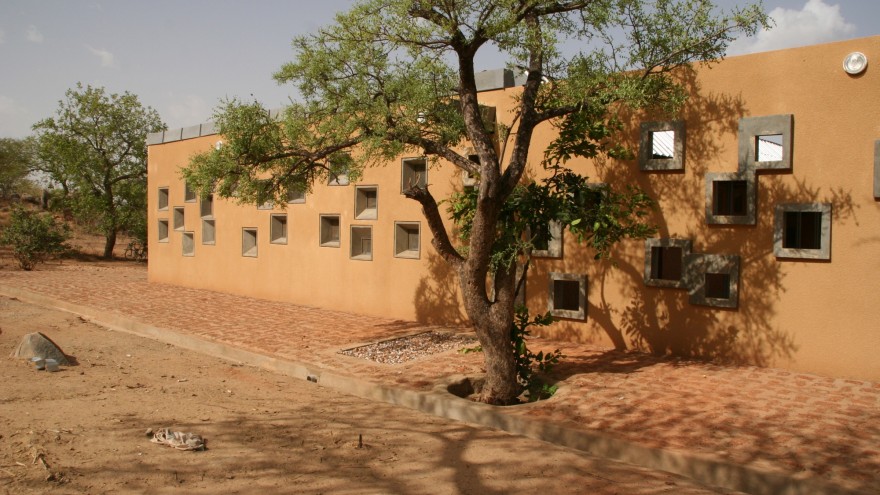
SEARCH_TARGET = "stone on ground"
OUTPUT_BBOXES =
[11,332,71,365]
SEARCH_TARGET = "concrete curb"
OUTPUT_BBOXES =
[1,285,868,495]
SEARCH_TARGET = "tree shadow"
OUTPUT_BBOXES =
[413,244,468,326]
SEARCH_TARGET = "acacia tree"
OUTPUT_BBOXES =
[0,137,37,198]
[185,0,767,404]
[33,84,165,258]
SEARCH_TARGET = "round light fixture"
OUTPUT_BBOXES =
[843,52,867,75]
[215,140,223,150]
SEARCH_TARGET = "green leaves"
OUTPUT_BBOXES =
[0,207,71,270]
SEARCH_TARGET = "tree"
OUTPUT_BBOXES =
[185,0,768,404]
[0,137,37,199]
[0,207,70,271]
[33,84,165,258]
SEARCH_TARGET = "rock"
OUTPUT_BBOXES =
[11,332,71,365]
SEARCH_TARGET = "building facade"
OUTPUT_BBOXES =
[147,36,880,381]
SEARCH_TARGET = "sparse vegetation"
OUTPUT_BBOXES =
[0,206,70,270]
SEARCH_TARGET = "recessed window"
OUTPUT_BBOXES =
[394,222,420,259]
[184,182,197,203]
[350,225,372,260]
[328,156,350,186]
[774,203,831,260]
[464,154,479,187]
[200,194,213,218]
[242,228,258,257]
[173,207,185,231]
[401,157,427,192]
[320,215,340,247]
[157,219,169,243]
[202,219,215,245]
[712,180,748,216]
[531,221,563,258]
[548,272,586,320]
[706,172,755,225]
[644,238,691,289]
[270,214,288,244]
[182,232,195,256]
[355,186,378,220]
[257,201,273,210]
[639,121,685,171]
[738,114,793,172]
[684,253,740,309]
[157,188,169,211]
[287,187,306,204]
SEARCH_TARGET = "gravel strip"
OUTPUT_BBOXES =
[340,331,478,364]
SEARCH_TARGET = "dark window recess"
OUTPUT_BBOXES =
[651,246,683,281]
[553,280,581,312]
[713,181,748,216]
[704,273,731,299]
[784,211,822,249]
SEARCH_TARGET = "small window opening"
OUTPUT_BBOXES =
[328,156,350,186]
[202,219,215,245]
[704,273,731,299]
[242,228,257,257]
[350,226,372,260]
[756,134,783,162]
[182,232,195,256]
[173,207,185,231]
[184,182,197,203]
[270,214,288,244]
[394,222,420,258]
[200,194,213,218]
[287,187,306,204]
[553,280,581,312]
[650,246,683,281]
[355,186,378,220]
[401,157,427,192]
[157,188,169,211]
[320,215,340,247]
[651,130,675,159]
[713,180,748,216]
[157,219,169,243]
[257,201,273,210]
[783,211,822,250]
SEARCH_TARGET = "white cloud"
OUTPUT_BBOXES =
[26,25,44,44]
[86,45,116,67]
[727,0,856,56]
[165,95,212,129]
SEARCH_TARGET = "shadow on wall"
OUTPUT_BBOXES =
[578,68,855,367]
[413,251,468,326]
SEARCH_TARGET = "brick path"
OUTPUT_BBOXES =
[1,262,878,494]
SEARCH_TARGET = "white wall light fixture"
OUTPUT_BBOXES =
[843,52,867,75]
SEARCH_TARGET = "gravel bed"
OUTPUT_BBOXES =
[340,331,478,364]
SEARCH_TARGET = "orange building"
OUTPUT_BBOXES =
[147,36,880,382]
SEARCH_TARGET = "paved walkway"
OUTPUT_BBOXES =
[1,262,878,495]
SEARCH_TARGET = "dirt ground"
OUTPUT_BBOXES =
[0,295,745,495]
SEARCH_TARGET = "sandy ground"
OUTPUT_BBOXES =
[0,295,744,495]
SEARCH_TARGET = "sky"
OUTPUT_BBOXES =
[0,0,877,139]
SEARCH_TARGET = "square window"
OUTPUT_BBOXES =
[644,238,691,288]
[350,225,372,260]
[184,182,197,203]
[394,222,420,259]
[639,121,685,171]
[684,254,740,309]
[270,214,288,244]
[548,272,586,320]
[287,187,306,204]
[738,114,793,172]
[173,207,185,231]
[355,186,378,220]
[531,221,563,258]
[712,180,748,216]
[706,172,756,225]
[774,203,831,260]
[320,215,340,247]
[401,157,427,192]
[182,232,195,256]
[200,194,213,218]
[202,219,215,245]
[157,188,169,211]
[157,219,169,243]
[328,156,350,186]
[242,228,258,257]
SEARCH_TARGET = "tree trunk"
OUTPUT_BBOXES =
[474,317,520,404]
[103,230,116,259]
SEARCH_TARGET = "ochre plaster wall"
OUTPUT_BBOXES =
[148,36,880,381]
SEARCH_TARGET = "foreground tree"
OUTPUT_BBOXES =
[185,0,768,404]
[33,84,165,258]
[0,137,37,199]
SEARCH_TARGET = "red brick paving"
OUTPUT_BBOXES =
[1,262,878,493]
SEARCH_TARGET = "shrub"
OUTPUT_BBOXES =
[0,207,71,270]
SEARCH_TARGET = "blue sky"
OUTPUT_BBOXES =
[0,0,877,138]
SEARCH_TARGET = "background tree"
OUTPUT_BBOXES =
[0,137,38,199]
[185,0,768,404]
[33,84,165,258]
